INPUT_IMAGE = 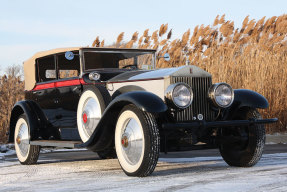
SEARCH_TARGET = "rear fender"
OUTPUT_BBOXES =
[8,100,47,143]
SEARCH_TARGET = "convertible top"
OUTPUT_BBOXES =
[24,47,80,90]
[23,47,156,90]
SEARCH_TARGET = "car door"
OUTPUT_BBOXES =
[33,55,61,129]
[55,78,81,128]
[55,52,82,140]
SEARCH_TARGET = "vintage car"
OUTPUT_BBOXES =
[8,47,277,177]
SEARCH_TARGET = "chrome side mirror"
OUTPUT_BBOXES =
[158,53,170,61]
[163,53,170,61]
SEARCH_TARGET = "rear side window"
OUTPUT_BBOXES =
[36,56,56,82]
[57,52,80,79]
[59,70,79,78]
[46,70,56,78]
[36,51,80,83]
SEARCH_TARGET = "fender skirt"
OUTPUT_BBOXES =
[76,91,168,150]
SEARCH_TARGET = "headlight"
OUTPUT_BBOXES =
[89,72,101,81]
[208,83,234,108]
[165,83,193,109]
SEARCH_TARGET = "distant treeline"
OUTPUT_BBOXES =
[0,65,24,143]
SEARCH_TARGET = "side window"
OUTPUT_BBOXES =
[46,70,56,78]
[36,56,56,82]
[59,70,78,78]
[57,52,80,79]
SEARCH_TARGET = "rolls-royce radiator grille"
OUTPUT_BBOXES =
[171,76,216,122]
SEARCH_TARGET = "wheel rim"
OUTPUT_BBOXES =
[81,97,101,137]
[120,117,144,166]
[15,119,29,158]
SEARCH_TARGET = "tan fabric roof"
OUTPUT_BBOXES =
[23,47,80,90]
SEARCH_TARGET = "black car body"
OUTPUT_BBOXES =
[9,47,277,176]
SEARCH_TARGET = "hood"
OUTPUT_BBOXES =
[108,65,211,82]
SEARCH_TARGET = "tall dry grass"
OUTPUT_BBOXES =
[93,14,287,133]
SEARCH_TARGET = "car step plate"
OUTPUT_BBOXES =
[30,140,83,148]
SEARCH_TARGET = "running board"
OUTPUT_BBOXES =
[30,140,83,148]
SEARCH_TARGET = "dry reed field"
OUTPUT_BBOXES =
[0,14,286,143]
[92,14,287,134]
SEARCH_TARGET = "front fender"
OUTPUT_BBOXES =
[108,91,168,113]
[77,91,168,150]
[225,89,269,119]
[233,89,268,109]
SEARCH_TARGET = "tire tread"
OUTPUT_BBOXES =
[117,105,160,177]
[220,109,265,167]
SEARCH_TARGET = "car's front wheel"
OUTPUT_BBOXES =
[115,105,160,177]
[219,108,265,167]
[97,147,117,159]
[14,114,40,165]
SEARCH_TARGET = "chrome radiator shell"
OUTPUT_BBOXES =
[171,76,215,122]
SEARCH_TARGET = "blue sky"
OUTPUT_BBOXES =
[0,0,286,72]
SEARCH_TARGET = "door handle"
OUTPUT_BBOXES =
[33,91,43,95]
[72,86,80,92]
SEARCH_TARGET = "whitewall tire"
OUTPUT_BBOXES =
[77,90,102,142]
[14,114,40,165]
[115,104,160,177]
[77,87,110,143]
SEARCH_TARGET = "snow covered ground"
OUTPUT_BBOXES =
[0,150,287,192]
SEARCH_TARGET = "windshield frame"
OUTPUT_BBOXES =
[81,48,156,73]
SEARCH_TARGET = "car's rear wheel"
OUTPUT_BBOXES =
[77,87,110,142]
[219,108,265,167]
[14,114,40,165]
[115,105,160,177]
[97,147,117,159]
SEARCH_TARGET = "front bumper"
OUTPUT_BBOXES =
[162,118,278,130]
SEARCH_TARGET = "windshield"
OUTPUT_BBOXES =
[83,51,155,71]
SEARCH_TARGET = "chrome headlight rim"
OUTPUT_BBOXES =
[165,83,193,109]
[89,72,101,81]
[208,83,234,108]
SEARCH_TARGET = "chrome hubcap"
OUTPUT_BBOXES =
[121,135,129,148]
[16,122,29,157]
[121,118,144,165]
[16,136,21,144]
[81,97,101,137]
